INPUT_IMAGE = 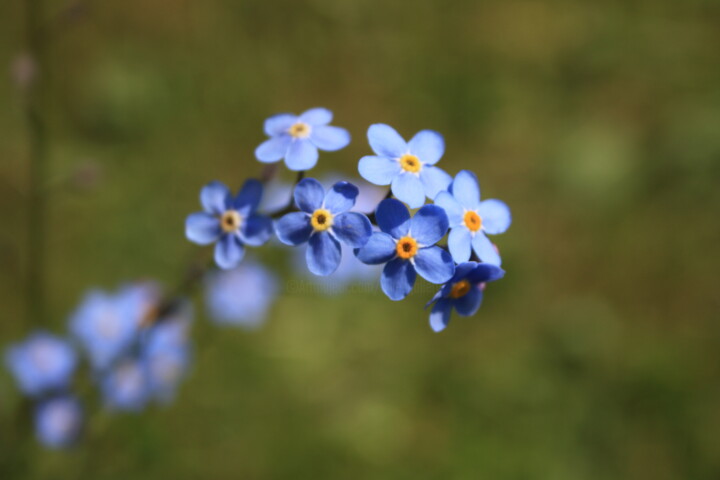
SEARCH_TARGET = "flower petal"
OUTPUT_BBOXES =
[381,258,416,301]
[450,170,481,209]
[299,108,333,126]
[285,140,319,171]
[478,199,512,235]
[310,126,350,151]
[324,181,359,214]
[367,124,407,158]
[354,232,396,265]
[234,179,263,214]
[392,173,425,209]
[201,181,232,215]
[408,130,445,165]
[264,114,297,136]
[468,263,505,284]
[294,178,325,213]
[307,232,341,276]
[332,212,372,248]
[429,299,453,332]
[414,246,455,284]
[214,235,245,270]
[255,136,291,163]
[409,204,449,245]
[185,213,221,245]
[420,166,452,200]
[433,191,464,225]
[448,227,471,263]
[375,198,410,238]
[275,212,312,246]
[239,215,272,246]
[472,232,502,266]
[358,155,401,186]
[454,287,484,316]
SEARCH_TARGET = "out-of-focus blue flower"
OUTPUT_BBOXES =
[258,180,293,215]
[358,124,452,208]
[34,395,83,449]
[185,180,273,269]
[434,170,511,265]
[355,198,455,300]
[100,359,149,412]
[255,108,350,171]
[426,262,505,332]
[5,332,77,396]
[275,178,372,276]
[293,242,382,295]
[142,309,192,403]
[205,261,277,328]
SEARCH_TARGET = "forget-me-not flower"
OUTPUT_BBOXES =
[186,180,273,269]
[358,124,452,208]
[5,332,77,396]
[100,359,149,412]
[255,108,350,171]
[355,198,455,300]
[34,395,83,449]
[142,311,192,403]
[434,170,511,265]
[275,178,373,276]
[426,262,505,332]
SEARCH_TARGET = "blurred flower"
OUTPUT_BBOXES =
[142,307,192,402]
[255,108,350,171]
[10,52,37,91]
[205,261,277,328]
[258,180,293,214]
[358,124,451,208]
[435,170,511,265]
[100,359,149,412]
[34,396,83,449]
[5,332,77,396]
[356,199,454,300]
[186,180,273,269]
[275,178,372,276]
[426,262,505,332]
[293,242,381,295]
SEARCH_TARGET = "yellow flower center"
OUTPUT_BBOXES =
[310,208,333,232]
[464,211,482,232]
[288,122,311,139]
[449,280,471,299]
[220,210,242,233]
[399,154,422,173]
[395,236,419,259]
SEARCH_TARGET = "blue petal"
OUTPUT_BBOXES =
[234,179,263,214]
[307,232,341,276]
[185,213,221,245]
[392,173,425,209]
[420,166,452,200]
[264,113,297,136]
[214,235,245,269]
[310,126,350,151]
[358,155,401,186]
[201,181,232,215]
[440,261,480,297]
[354,232,396,265]
[454,287,483,316]
[468,263,505,283]
[255,136,291,163]
[367,124,407,158]
[450,170,481,209]
[448,227,471,263]
[381,258,416,301]
[275,212,312,246]
[375,198,410,239]
[478,199,512,235]
[240,215,273,246]
[425,288,444,309]
[285,139,319,171]
[472,232,502,266]
[414,246,455,284]
[408,130,445,165]
[433,191,464,225]
[332,212,372,248]
[324,181,359,214]
[409,205,449,245]
[429,299,452,332]
[299,107,333,126]
[294,178,325,213]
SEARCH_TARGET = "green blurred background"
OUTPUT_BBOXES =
[1,0,720,478]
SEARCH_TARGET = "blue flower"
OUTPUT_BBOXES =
[358,124,452,208]
[355,198,455,300]
[5,332,77,397]
[34,395,83,449]
[275,178,373,276]
[186,180,273,269]
[205,261,278,328]
[100,359,150,412]
[426,262,505,332]
[142,309,192,403]
[255,108,351,171]
[434,170,511,265]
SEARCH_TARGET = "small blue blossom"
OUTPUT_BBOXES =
[142,309,192,403]
[5,332,77,397]
[426,262,505,332]
[100,358,150,412]
[434,170,511,265]
[186,180,273,270]
[358,124,452,208]
[355,198,455,300]
[34,395,83,449]
[275,178,373,276]
[255,108,351,171]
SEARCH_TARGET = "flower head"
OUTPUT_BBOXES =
[355,198,455,300]
[5,332,77,396]
[358,124,452,208]
[275,178,373,276]
[185,180,273,269]
[426,262,505,332]
[434,170,511,265]
[255,108,351,171]
[34,396,83,449]
[100,358,150,412]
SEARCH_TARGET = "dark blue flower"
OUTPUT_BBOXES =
[255,108,351,171]
[5,332,77,397]
[358,124,452,208]
[355,198,455,300]
[34,395,83,449]
[185,180,273,269]
[275,178,373,276]
[426,262,505,332]
[434,170,511,265]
